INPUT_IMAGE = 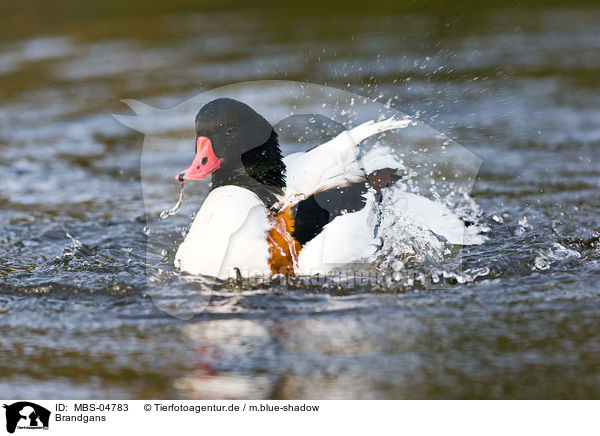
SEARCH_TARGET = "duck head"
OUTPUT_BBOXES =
[176,98,286,206]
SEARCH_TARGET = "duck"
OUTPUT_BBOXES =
[173,98,482,279]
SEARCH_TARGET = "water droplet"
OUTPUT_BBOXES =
[534,255,550,270]
[160,182,186,219]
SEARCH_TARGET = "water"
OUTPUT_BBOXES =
[1,2,600,398]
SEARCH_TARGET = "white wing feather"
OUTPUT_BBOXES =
[281,118,410,206]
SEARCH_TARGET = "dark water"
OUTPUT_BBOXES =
[1,1,600,398]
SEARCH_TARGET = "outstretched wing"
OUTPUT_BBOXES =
[281,117,410,207]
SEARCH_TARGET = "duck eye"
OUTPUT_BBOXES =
[224,127,235,136]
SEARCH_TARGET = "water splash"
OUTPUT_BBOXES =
[533,243,581,271]
[160,182,185,219]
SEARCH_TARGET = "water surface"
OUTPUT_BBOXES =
[1,2,600,398]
